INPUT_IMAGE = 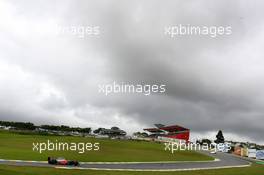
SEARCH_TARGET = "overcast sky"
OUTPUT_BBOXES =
[0,0,264,144]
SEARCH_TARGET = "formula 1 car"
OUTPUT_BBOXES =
[48,157,79,166]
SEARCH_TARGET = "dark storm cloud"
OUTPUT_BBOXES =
[1,0,264,143]
[80,0,264,142]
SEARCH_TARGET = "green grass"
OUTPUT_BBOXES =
[0,130,211,162]
[0,164,263,175]
[0,130,263,175]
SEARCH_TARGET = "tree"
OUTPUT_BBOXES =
[215,130,225,143]
[81,128,91,134]
[111,126,119,130]
[201,139,212,145]
[93,128,103,134]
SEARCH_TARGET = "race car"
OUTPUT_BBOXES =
[48,157,79,166]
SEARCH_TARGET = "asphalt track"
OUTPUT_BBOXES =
[0,152,251,171]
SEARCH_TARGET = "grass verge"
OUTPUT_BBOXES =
[0,130,211,162]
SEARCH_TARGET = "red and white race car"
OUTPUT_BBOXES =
[48,157,79,166]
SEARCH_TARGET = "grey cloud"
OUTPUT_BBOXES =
[0,0,264,143]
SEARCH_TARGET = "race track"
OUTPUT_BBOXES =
[0,152,251,171]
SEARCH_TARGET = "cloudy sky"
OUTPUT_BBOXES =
[0,0,264,144]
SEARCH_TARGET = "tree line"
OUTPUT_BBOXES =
[0,121,36,130]
[0,121,91,133]
[40,125,91,133]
